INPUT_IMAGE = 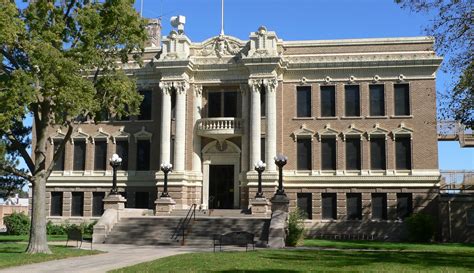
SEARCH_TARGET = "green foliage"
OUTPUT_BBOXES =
[286,208,305,247]
[46,221,97,235]
[405,213,435,242]
[4,212,30,235]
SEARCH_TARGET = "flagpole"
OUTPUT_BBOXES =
[220,0,224,35]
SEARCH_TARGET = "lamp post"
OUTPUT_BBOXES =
[160,162,173,197]
[109,153,122,194]
[274,154,287,196]
[254,160,266,198]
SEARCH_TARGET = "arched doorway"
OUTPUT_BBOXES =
[202,140,241,209]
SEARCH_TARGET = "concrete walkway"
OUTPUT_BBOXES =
[0,244,205,273]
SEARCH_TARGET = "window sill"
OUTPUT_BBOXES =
[390,115,413,119]
[340,116,363,120]
[292,117,315,120]
[316,117,338,120]
[135,119,154,122]
[344,170,361,175]
[365,116,389,119]
[320,171,337,175]
[395,170,412,175]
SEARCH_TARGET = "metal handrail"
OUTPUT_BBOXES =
[172,203,197,245]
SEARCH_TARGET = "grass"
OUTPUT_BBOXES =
[111,241,474,273]
[304,239,474,252]
[0,233,68,242]
[0,243,101,269]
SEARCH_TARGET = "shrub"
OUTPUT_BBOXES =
[46,221,67,235]
[4,212,30,235]
[286,208,305,247]
[405,213,435,242]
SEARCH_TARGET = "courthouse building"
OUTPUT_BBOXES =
[42,18,442,232]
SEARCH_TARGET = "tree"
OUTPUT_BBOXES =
[0,0,147,254]
[395,0,473,128]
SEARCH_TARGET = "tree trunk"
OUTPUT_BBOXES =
[26,172,51,254]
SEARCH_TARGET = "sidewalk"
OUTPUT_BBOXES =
[0,244,204,273]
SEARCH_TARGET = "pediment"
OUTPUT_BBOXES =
[392,122,414,140]
[202,140,241,154]
[71,128,89,144]
[317,124,339,141]
[133,126,152,143]
[367,123,389,140]
[112,127,130,143]
[291,124,315,142]
[342,124,364,141]
[91,128,111,144]
[194,35,247,58]
[49,128,67,145]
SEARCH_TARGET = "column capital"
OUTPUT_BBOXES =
[263,78,278,93]
[193,84,203,97]
[239,83,249,96]
[159,81,173,95]
[174,81,189,95]
[248,79,262,93]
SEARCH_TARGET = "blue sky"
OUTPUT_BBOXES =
[134,0,472,170]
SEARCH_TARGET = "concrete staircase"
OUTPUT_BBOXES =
[104,210,270,246]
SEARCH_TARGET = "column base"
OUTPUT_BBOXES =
[103,194,127,211]
[250,197,270,216]
[268,194,290,248]
[155,197,176,215]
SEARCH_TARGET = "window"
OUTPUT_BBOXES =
[73,139,86,171]
[92,192,105,217]
[372,193,387,220]
[136,140,150,171]
[347,193,362,220]
[370,138,386,170]
[71,192,84,217]
[50,192,63,216]
[321,138,336,170]
[344,85,360,116]
[467,209,474,226]
[116,140,129,170]
[345,138,361,170]
[394,84,410,116]
[138,90,152,120]
[135,192,149,209]
[94,140,107,171]
[322,193,337,220]
[395,137,411,170]
[297,193,312,219]
[320,86,336,117]
[369,84,385,116]
[261,137,265,163]
[260,86,266,117]
[207,91,238,118]
[297,86,312,117]
[53,140,65,171]
[397,193,412,220]
[171,90,176,119]
[297,138,312,170]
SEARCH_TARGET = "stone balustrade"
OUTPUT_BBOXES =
[197,118,243,137]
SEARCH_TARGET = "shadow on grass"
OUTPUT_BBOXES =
[260,249,474,270]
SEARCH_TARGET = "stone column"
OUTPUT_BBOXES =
[264,78,278,171]
[174,81,188,171]
[240,84,249,172]
[192,85,203,172]
[249,79,262,168]
[159,81,173,165]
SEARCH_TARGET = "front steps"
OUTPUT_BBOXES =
[104,210,270,246]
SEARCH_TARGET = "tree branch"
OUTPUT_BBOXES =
[44,122,73,179]
[0,164,32,181]
[0,48,21,70]
[2,130,35,173]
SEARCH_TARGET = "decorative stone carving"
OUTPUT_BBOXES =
[392,122,414,140]
[398,74,406,82]
[197,35,243,58]
[263,78,278,93]
[349,75,356,83]
[239,83,249,95]
[49,128,67,145]
[317,124,339,141]
[367,123,389,140]
[373,75,381,82]
[248,79,262,93]
[145,18,161,48]
[91,128,111,144]
[134,126,152,143]
[247,26,279,57]
[174,81,189,94]
[194,84,203,97]
[112,127,130,144]
[291,124,315,142]
[324,76,332,84]
[70,128,89,144]
[342,124,364,141]
[159,81,173,95]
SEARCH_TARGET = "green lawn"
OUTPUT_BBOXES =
[0,233,68,242]
[304,239,474,252]
[0,243,101,269]
[111,241,474,273]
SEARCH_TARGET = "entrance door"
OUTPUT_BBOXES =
[209,165,234,209]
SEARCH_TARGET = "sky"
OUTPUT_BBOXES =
[134,0,473,170]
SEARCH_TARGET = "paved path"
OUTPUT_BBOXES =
[0,244,205,273]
